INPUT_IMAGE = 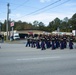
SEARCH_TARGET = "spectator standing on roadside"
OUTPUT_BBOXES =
[1,35,4,43]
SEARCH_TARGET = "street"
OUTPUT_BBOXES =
[0,43,76,75]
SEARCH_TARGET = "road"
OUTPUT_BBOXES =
[0,43,76,75]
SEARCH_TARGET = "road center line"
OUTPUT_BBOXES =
[17,56,60,61]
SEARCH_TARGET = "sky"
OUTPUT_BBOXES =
[0,0,76,25]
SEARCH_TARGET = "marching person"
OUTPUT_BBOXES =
[63,34,67,48]
[0,43,1,48]
[69,35,74,49]
[36,38,41,49]
[51,36,55,50]
[26,37,31,47]
[60,36,64,49]
[41,38,46,50]
[31,37,36,48]
[55,35,60,49]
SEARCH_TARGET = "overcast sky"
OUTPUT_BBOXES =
[0,0,76,25]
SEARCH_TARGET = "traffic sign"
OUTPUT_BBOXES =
[10,22,14,27]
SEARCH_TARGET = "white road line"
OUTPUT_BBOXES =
[17,56,61,61]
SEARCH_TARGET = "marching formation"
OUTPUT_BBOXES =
[25,34,75,50]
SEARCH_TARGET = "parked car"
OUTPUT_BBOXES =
[13,33,20,40]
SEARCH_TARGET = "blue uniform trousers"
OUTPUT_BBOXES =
[41,41,45,50]
[51,41,55,50]
[69,42,73,49]
[36,41,40,49]
[60,41,64,49]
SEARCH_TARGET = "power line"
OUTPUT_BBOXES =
[0,0,30,14]
[49,0,71,10]
[14,0,61,19]
[27,0,61,15]
[11,0,30,11]
[33,0,71,15]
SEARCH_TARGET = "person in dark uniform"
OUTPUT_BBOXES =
[1,35,4,43]
[55,35,60,49]
[47,38,51,48]
[60,36,64,49]
[36,37,41,49]
[26,37,30,47]
[51,36,55,50]
[63,34,67,48]
[45,37,49,49]
[69,35,74,49]
[31,37,36,48]
[41,38,46,50]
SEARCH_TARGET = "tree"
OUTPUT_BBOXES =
[1,13,76,33]
[48,21,55,32]
[2,20,6,31]
[69,13,76,30]
[33,20,39,29]
[60,21,70,32]
[72,13,76,19]
[38,22,45,30]
[63,17,69,22]
[48,18,61,32]
[24,23,32,29]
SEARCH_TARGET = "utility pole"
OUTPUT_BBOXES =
[9,18,11,40]
[6,3,10,41]
[0,23,1,34]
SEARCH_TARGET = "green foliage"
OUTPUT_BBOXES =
[1,13,76,32]
[47,14,76,32]
[2,20,6,31]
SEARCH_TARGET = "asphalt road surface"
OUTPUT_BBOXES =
[0,43,76,75]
